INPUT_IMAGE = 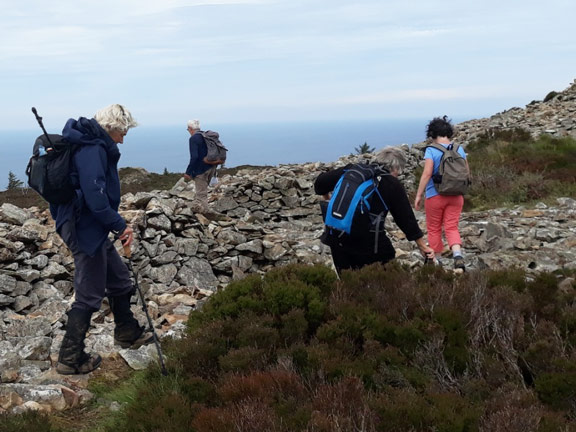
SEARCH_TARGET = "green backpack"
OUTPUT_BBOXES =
[427,143,470,196]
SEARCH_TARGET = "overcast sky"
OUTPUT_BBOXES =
[1,0,575,129]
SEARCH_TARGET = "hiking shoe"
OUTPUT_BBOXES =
[424,257,443,267]
[453,256,466,272]
[56,352,102,375]
[115,329,154,349]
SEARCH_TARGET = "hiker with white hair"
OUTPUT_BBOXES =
[315,147,434,274]
[184,119,217,213]
[51,104,153,375]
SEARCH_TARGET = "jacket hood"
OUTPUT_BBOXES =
[62,117,115,149]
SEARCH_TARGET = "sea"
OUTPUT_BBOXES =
[0,119,447,191]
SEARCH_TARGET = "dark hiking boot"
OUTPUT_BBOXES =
[115,327,154,349]
[56,308,102,375]
[56,352,102,375]
[109,292,154,349]
[453,256,466,272]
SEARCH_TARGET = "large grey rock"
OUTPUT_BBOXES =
[119,344,158,370]
[147,264,178,284]
[40,262,69,280]
[14,337,52,361]
[0,273,17,294]
[176,257,218,290]
[0,203,33,225]
[4,316,53,338]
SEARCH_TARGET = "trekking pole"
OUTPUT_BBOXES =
[31,107,54,147]
[121,242,169,376]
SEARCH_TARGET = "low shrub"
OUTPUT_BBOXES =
[465,132,576,209]
[0,412,62,432]
[85,263,576,431]
[372,389,480,431]
[534,366,576,410]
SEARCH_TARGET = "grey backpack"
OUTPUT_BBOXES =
[199,130,228,165]
[427,143,470,196]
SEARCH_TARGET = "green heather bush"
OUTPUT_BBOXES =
[486,268,528,292]
[534,363,576,410]
[465,131,576,209]
[278,308,309,344]
[559,304,576,346]
[61,263,576,432]
[180,377,219,405]
[219,346,270,372]
[372,389,481,432]
[527,272,560,319]
[187,264,335,335]
[0,412,62,432]
[433,308,470,375]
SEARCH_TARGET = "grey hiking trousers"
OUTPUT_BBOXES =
[59,220,133,312]
[192,166,217,209]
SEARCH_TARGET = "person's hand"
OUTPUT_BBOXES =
[322,193,331,201]
[118,226,134,248]
[414,195,422,210]
[419,244,434,260]
[183,174,192,181]
[415,238,434,259]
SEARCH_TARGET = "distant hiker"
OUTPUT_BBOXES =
[315,147,434,275]
[51,104,153,375]
[183,119,219,213]
[414,116,470,271]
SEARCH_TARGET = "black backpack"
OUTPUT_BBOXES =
[321,164,389,253]
[26,108,78,204]
[199,130,228,165]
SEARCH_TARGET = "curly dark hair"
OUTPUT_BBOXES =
[426,115,454,139]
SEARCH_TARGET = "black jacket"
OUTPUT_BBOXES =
[315,164,423,257]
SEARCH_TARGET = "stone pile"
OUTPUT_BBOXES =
[1,146,576,413]
[452,79,576,145]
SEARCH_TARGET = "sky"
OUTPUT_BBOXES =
[0,0,575,130]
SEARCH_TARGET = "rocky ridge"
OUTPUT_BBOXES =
[451,79,576,145]
[2,78,576,413]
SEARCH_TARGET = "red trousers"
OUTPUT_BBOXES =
[424,194,464,253]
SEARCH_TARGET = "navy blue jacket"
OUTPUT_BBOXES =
[50,117,126,256]
[185,132,212,177]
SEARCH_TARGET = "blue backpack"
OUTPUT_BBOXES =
[323,164,388,251]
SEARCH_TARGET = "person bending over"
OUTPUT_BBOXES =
[315,147,433,274]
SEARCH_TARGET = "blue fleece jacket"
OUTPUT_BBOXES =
[50,117,126,256]
[185,132,212,177]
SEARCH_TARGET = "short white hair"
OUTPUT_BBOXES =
[94,104,138,134]
[187,119,200,130]
[374,147,406,174]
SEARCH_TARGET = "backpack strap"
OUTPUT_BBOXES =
[370,173,390,254]
[426,143,448,154]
